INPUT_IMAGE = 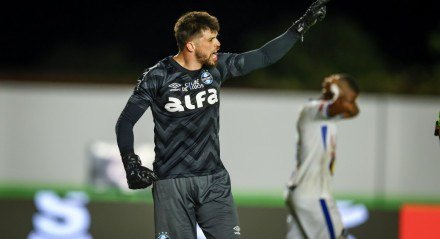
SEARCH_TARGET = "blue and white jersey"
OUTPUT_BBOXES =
[287,99,339,197]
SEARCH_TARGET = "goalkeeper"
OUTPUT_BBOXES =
[115,1,330,238]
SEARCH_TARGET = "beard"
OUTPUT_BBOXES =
[195,49,216,67]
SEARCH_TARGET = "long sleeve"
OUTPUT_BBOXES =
[115,101,147,156]
[238,26,300,75]
[218,25,301,81]
[115,67,161,156]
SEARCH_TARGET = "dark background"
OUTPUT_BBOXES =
[1,0,439,93]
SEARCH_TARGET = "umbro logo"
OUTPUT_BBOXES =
[169,83,181,88]
[156,232,170,239]
[169,83,182,92]
[233,226,240,235]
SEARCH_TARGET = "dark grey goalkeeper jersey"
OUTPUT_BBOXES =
[131,54,241,179]
[116,27,300,179]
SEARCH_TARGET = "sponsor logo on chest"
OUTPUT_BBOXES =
[165,88,219,112]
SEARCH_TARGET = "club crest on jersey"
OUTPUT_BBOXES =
[165,88,218,112]
[200,70,213,85]
[156,232,170,239]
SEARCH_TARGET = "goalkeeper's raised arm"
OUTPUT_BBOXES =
[226,0,330,77]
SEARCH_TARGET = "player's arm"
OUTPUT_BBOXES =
[228,0,329,76]
[328,98,359,118]
[116,102,146,157]
[115,72,159,189]
[116,101,159,189]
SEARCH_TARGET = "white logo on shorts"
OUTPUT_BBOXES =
[233,226,240,235]
[157,232,171,239]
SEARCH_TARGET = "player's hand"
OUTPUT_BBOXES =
[293,0,330,36]
[122,153,159,190]
[322,75,340,99]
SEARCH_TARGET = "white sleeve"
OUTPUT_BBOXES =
[304,100,344,120]
[303,100,332,120]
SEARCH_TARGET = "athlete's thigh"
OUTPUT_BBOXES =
[321,197,345,238]
[286,214,306,239]
[153,179,197,239]
[196,171,240,239]
[292,197,340,239]
[286,190,307,239]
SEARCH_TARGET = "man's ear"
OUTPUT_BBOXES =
[186,41,196,53]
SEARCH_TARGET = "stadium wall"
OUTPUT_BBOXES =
[0,81,439,201]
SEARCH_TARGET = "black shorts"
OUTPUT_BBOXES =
[152,170,240,239]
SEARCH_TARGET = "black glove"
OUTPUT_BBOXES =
[293,0,330,37]
[122,153,158,189]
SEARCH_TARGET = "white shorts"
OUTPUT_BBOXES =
[285,190,345,239]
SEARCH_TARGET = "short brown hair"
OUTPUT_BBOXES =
[174,11,220,51]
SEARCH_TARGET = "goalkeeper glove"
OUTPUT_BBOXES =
[293,0,329,38]
[122,153,158,189]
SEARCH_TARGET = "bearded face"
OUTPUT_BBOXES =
[193,29,220,67]
[195,48,218,67]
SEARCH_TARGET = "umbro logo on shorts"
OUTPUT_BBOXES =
[156,232,170,239]
[233,226,241,235]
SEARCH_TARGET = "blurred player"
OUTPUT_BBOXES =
[285,74,360,239]
[115,1,329,238]
[434,112,439,139]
